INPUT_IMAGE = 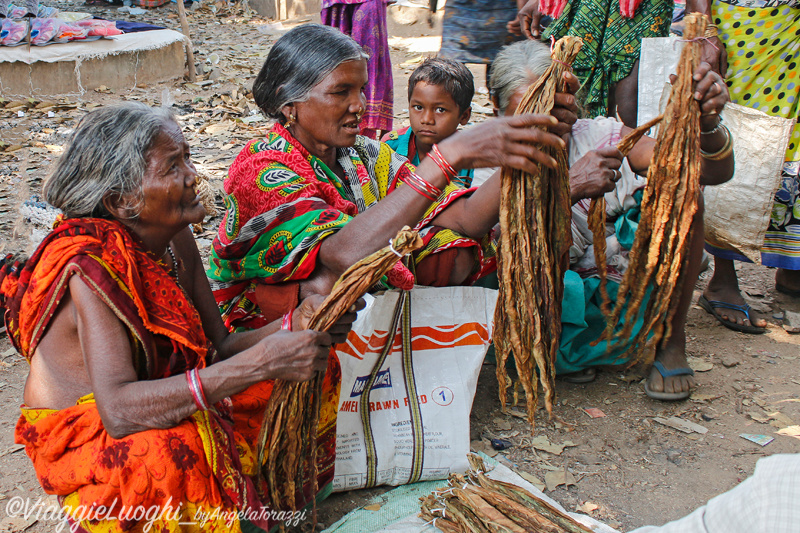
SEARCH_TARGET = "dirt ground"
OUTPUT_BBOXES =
[0,2,798,532]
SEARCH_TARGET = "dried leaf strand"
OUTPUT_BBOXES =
[419,455,593,533]
[596,14,706,361]
[588,114,664,317]
[257,227,423,518]
[494,36,582,429]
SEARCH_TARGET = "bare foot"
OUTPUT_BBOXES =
[776,268,800,295]
[646,344,696,399]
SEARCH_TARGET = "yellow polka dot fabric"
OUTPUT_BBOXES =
[713,1,800,162]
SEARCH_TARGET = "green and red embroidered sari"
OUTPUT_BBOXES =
[208,123,497,331]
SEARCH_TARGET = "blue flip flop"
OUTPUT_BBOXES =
[698,294,766,335]
[644,361,694,401]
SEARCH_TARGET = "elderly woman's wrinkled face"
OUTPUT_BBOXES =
[494,74,540,117]
[290,59,368,152]
[131,122,205,232]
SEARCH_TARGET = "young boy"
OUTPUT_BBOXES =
[383,57,474,187]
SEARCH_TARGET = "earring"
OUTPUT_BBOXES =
[285,114,295,128]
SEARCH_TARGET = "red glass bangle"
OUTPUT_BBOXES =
[402,175,437,201]
[281,308,294,331]
[411,173,442,198]
[186,368,209,411]
[401,172,441,201]
[430,144,457,183]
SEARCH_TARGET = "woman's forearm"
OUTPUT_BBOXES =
[316,157,452,275]
[215,320,281,360]
[98,353,267,439]
[430,170,502,239]
[698,119,735,185]
[99,331,328,439]
[686,0,712,16]
[316,115,567,275]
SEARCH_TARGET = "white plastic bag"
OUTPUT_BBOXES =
[332,286,497,492]
[638,36,795,262]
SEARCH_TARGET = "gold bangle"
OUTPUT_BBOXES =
[704,24,719,38]
[700,123,733,161]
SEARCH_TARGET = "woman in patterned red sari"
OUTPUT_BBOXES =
[209,23,581,332]
[1,103,358,533]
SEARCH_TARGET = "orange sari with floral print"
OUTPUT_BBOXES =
[1,218,339,533]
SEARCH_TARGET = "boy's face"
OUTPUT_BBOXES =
[409,81,471,148]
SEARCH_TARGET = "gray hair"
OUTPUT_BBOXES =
[489,39,553,114]
[252,23,369,121]
[43,103,176,219]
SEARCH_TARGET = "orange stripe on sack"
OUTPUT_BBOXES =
[337,324,490,359]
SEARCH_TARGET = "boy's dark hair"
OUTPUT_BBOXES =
[408,57,475,113]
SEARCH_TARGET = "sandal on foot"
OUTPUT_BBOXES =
[644,361,694,401]
[558,367,596,384]
[698,294,766,334]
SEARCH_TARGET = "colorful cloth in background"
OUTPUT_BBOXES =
[382,126,474,188]
[0,18,25,45]
[543,0,673,118]
[558,118,650,373]
[1,218,329,533]
[322,0,393,137]
[706,0,800,268]
[541,0,645,18]
[439,0,521,64]
[135,0,170,8]
[6,1,57,18]
[209,123,496,331]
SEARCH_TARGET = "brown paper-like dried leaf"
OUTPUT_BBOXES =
[596,14,706,363]
[257,227,423,517]
[494,36,582,430]
[589,114,664,325]
[421,455,593,533]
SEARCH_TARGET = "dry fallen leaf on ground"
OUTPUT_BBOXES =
[544,468,577,492]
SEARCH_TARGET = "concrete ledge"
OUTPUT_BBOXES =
[249,0,320,20]
[0,30,186,96]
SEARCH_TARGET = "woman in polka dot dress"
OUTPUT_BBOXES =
[700,0,800,333]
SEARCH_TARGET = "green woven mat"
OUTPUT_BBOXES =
[322,480,443,532]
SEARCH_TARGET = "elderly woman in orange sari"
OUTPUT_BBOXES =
[0,103,358,532]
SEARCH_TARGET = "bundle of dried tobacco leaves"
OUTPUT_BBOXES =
[494,36,582,428]
[597,13,707,361]
[419,454,593,533]
[587,114,663,316]
[257,227,423,516]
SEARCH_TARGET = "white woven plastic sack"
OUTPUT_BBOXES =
[638,36,795,262]
[331,286,497,492]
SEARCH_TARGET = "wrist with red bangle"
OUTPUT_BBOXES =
[186,368,210,411]
[429,144,457,183]
[281,308,294,331]
[400,172,442,201]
